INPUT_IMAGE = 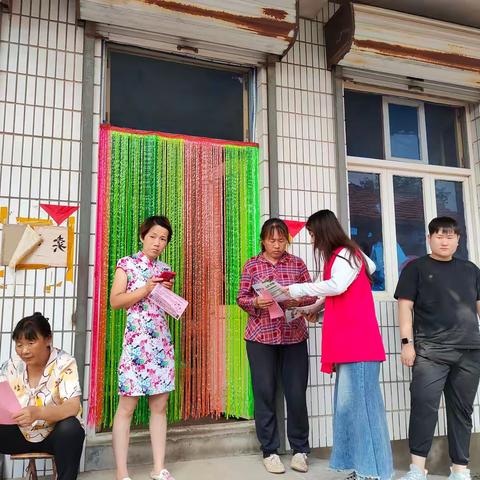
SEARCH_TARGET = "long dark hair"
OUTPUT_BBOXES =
[306,210,372,283]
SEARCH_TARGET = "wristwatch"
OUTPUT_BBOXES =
[401,337,414,345]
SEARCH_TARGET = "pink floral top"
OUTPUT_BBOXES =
[116,251,175,396]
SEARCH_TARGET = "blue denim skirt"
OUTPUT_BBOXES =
[330,361,394,480]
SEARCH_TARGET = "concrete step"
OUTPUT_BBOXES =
[84,422,480,475]
[85,419,259,471]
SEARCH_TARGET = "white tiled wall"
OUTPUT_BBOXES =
[276,6,338,448]
[470,102,480,248]
[0,0,84,476]
[255,66,270,221]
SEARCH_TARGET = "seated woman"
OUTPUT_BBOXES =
[0,312,85,480]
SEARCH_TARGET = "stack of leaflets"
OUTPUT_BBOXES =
[252,280,286,319]
[289,298,326,324]
[252,279,325,323]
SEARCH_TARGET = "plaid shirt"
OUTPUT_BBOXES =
[237,252,314,344]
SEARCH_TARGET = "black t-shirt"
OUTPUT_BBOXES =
[394,255,480,348]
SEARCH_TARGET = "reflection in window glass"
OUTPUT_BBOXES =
[435,180,468,259]
[348,172,384,291]
[345,91,384,159]
[389,104,420,160]
[425,104,462,167]
[393,176,427,274]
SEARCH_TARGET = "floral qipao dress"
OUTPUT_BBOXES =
[116,251,175,396]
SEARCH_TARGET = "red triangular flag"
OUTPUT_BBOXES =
[40,204,79,225]
[283,219,306,239]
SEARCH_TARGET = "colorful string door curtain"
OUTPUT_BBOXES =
[88,125,260,429]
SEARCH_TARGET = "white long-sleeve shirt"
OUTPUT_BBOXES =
[288,248,376,298]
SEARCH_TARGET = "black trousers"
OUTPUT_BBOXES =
[0,417,85,480]
[246,340,310,456]
[409,345,480,465]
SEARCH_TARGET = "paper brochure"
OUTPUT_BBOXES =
[150,285,189,320]
[0,381,21,424]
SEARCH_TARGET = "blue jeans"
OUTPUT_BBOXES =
[330,362,394,480]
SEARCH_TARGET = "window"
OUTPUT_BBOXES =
[435,180,468,259]
[425,104,463,167]
[392,176,427,273]
[345,90,384,159]
[108,48,249,141]
[387,103,422,161]
[348,172,385,291]
[345,91,468,168]
[345,89,475,294]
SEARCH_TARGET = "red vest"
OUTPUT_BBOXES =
[321,247,386,373]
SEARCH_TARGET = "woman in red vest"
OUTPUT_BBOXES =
[287,210,393,480]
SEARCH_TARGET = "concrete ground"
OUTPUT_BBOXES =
[78,454,445,480]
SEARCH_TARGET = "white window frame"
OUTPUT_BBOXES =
[348,161,476,299]
[383,96,428,164]
[345,90,479,300]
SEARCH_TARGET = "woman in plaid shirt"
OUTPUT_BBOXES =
[237,218,315,474]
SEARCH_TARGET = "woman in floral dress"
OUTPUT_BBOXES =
[110,216,176,480]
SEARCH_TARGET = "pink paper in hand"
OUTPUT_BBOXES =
[259,289,284,320]
[0,381,21,424]
[150,285,189,320]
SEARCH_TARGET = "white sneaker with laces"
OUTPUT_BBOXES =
[263,454,286,474]
[291,453,308,472]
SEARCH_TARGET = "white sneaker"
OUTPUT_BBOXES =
[291,452,308,472]
[399,465,427,480]
[448,468,471,480]
[263,454,286,474]
[150,469,175,480]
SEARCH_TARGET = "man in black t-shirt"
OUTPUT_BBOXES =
[395,217,480,480]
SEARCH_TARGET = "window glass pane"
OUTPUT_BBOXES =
[110,51,246,141]
[348,172,384,291]
[435,180,468,259]
[425,103,461,167]
[389,104,420,160]
[345,91,384,159]
[393,176,427,274]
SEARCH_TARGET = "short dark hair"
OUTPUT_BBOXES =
[428,216,461,236]
[139,216,173,242]
[260,218,290,252]
[12,312,52,341]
